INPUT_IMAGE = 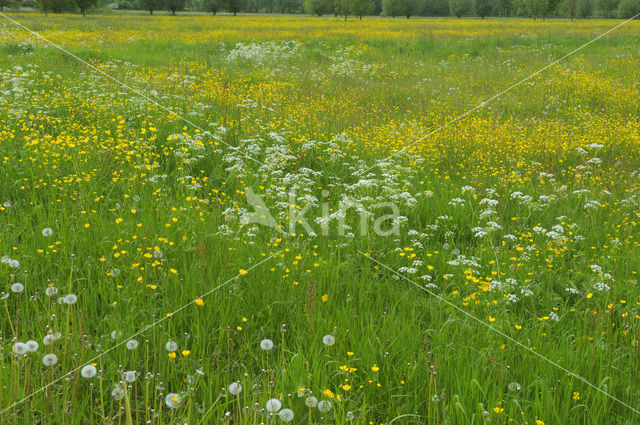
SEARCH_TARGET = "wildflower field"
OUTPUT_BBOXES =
[1,13,640,425]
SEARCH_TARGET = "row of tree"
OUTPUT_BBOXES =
[1,0,638,20]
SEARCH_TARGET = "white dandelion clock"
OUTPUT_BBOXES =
[26,340,39,352]
[165,341,178,352]
[42,353,58,366]
[123,370,137,383]
[43,332,61,346]
[265,398,282,412]
[228,382,242,396]
[112,385,125,401]
[165,393,181,408]
[305,396,318,408]
[126,339,139,350]
[508,382,521,392]
[42,228,53,237]
[11,283,24,293]
[322,335,335,346]
[81,364,97,378]
[260,339,274,351]
[317,400,332,413]
[63,294,77,305]
[278,408,294,422]
[45,286,58,297]
[111,330,122,340]
[13,342,27,355]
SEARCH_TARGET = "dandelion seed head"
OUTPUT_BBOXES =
[265,398,282,412]
[63,294,77,305]
[13,342,27,355]
[124,370,137,382]
[260,339,274,350]
[43,353,58,366]
[26,340,39,352]
[81,364,97,378]
[318,400,332,412]
[228,382,242,395]
[322,334,335,346]
[165,393,181,408]
[305,396,318,407]
[278,408,294,422]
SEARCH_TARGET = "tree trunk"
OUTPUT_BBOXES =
[344,14,346,20]
[150,9,153,14]
[233,10,237,15]
[82,9,86,16]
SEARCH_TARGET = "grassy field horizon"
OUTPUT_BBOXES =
[1,13,640,425]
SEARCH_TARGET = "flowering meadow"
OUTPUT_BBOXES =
[1,13,640,425]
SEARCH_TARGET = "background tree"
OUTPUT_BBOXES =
[576,0,594,15]
[449,0,471,17]
[166,0,184,13]
[227,0,243,13]
[351,0,372,17]
[474,0,493,16]
[423,0,449,15]
[381,0,402,16]
[527,0,547,18]
[566,0,578,18]
[598,0,619,16]
[541,0,559,17]
[617,0,639,16]
[0,0,21,11]
[304,0,330,14]
[400,0,422,16]
[201,0,223,13]
[139,0,163,14]
[334,0,351,18]
[73,0,96,15]
[495,0,512,14]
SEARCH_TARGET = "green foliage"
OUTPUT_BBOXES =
[617,0,639,16]
[73,0,96,14]
[0,0,22,11]
[423,0,449,14]
[381,0,401,16]
[166,0,184,13]
[474,0,493,16]
[138,0,163,13]
[37,0,76,12]
[334,0,350,17]
[576,0,594,15]
[227,0,243,13]
[304,0,331,14]
[449,0,471,16]
[351,0,373,16]
[598,0,619,15]
[200,0,224,12]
